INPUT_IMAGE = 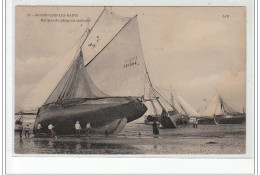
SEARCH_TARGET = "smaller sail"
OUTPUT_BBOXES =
[219,96,242,114]
[45,51,107,105]
[197,99,207,114]
[176,95,199,116]
[201,91,243,117]
[201,93,224,117]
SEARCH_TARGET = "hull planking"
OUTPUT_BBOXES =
[33,97,147,135]
[214,113,246,124]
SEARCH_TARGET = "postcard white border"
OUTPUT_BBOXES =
[4,0,256,174]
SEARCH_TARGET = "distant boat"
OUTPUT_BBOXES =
[200,91,245,124]
[144,87,197,128]
[18,8,157,135]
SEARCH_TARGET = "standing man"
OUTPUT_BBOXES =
[152,121,159,135]
[48,123,54,137]
[18,123,23,139]
[105,124,109,136]
[36,123,42,135]
[75,121,81,136]
[86,122,91,137]
[193,119,196,128]
[24,124,30,137]
[195,119,198,128]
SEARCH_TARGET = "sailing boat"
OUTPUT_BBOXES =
[159,87,200,127]
[200,91,245,124]
[19,9,153,135]
[144,87,191,128]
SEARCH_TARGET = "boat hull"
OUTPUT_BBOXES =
[160,114,189,129]
[197,117,216,125]
[160,116,176,128]
[33,97,147,135]
[214,114,246,124]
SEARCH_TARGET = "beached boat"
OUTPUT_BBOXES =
[18,8,156,135]
[144,87,198,128]
[200,91,245,124]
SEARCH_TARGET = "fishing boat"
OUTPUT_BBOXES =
[18,8,157,135]
[200,91,245,124]
[144,87,198,128]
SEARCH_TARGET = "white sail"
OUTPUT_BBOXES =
[81,9,131,64]
[20,9,149,111]
[176,95,199,116]
[86,16,148,97]
[200,93,224,117]
[197,99,207,115]
[200,91,242,117]
[153,87,198,116]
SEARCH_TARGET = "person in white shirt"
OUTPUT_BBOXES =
[195,119,198,128]
[36,123,42,135]
[75,121,81,136]
[105,124,109,136]
[24,124,30,137]
[86,123,91,137]
[48,123,54,136]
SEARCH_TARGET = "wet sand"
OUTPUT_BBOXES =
[14,123,245,154]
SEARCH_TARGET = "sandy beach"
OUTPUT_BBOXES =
[14,120,245,154]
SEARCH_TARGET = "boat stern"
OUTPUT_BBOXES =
[126,97,147,123]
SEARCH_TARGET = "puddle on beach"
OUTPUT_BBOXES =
[15,138,141,154]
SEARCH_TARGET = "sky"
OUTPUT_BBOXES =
[15,6,246,112]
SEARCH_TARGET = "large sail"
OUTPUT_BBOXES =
[20,9,149,111]
[81,9,131,64]
[85,16,148,97]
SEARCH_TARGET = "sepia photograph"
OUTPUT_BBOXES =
[14,6,246,155]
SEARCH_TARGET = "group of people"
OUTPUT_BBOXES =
[18,123,31,139]
[74,121,109,136]
[35,123,55,137]
[74,121,92,137]
[33,121,110,137]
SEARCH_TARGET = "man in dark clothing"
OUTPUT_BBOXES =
[152,121,159,135]
[18,124,23,139]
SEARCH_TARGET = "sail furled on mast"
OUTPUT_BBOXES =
[44,51,107,105]
[85,16,148,97]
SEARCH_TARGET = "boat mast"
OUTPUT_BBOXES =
[170,86,187,114]
[79,8,106,49]
[170,85,174,108]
